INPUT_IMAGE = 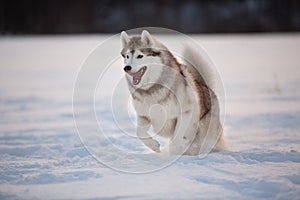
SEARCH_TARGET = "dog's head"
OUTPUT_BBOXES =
[120,30,166,89]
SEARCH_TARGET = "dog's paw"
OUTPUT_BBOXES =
[142,138,160,153]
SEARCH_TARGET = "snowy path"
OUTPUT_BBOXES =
[0,34,300,199]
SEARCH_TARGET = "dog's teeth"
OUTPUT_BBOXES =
[133,77,140,85]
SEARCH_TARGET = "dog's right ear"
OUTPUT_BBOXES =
[121,31,130,47]
[141,30,154,46]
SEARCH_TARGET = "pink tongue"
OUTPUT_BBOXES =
[130,67,145,85]
[133,76,141,85]
[132,76,141,85]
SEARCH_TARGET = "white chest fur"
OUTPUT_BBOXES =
[131,83,199,138]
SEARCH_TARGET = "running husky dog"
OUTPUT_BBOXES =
[120,30,224,155]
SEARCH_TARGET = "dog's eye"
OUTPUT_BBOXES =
[137,55,143,59]
[126,55,129,59]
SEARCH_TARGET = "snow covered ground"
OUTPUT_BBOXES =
[0,34,300,199]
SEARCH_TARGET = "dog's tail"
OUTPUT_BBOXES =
[182,45,216,90]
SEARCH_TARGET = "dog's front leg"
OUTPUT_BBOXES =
[137,116,160,152]
[169,111,198,155]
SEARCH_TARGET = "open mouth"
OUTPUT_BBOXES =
[127,66,147,85]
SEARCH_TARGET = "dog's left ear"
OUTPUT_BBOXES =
[141,30,154,46]
[121,31,130,47]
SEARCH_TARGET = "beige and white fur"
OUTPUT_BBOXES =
[120,30,224,155]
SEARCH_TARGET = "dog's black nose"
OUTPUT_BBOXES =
[124,65,132,72]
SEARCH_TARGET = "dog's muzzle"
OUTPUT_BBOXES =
[125,66,147,85]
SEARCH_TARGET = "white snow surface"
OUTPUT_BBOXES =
[0,34,300,199]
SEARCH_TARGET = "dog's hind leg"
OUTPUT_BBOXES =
[169,110,199,155]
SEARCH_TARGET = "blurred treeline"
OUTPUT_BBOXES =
[0,0,299,34]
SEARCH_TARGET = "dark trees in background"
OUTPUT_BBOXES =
[0,0,299,34]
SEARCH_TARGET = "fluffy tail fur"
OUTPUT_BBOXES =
[182,45,216,91]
